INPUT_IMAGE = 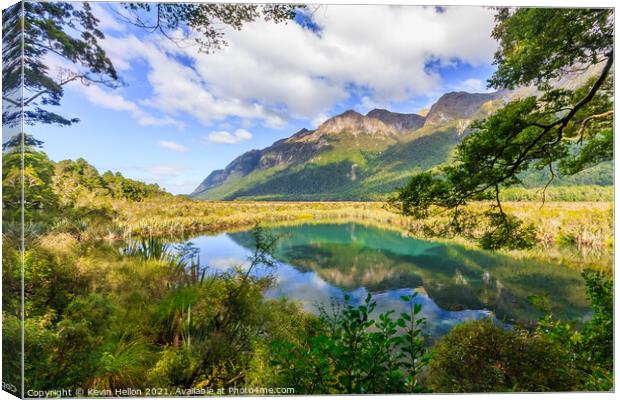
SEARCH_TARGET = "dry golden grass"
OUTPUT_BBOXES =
[114,198,613,251]
[37,232,79,256]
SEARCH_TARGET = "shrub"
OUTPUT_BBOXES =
[146,347,199,389]
[428,319,576,392]
[269,292,432,394]
[536,270,613,391]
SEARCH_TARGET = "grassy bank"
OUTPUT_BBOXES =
[116,198,613,248]
[113,198,613,273]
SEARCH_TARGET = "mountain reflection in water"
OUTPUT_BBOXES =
[185,223,590,337]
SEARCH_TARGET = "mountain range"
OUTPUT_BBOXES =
[191,88,611,200]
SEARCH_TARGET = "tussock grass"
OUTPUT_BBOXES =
[113,199,613,254]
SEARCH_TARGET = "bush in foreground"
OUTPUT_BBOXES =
[428,270,613,392]
[268,292,432,394]
[428,319,575,392]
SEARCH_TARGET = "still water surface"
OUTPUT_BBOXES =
[185,223,589,337]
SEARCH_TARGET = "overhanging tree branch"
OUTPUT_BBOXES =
[396,8,614,249]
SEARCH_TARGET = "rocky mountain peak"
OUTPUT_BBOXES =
[366,109,426,132]
[339,109,364,118]
[315,109,398,137]
[424,91,502,126]
[293,128,310,136]
[191,89,515,199]
[285,127,313,142]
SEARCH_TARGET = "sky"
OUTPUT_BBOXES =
[30,3,499,195]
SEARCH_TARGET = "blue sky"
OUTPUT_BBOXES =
[30,3,499,194]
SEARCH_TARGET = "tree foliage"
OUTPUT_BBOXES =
[2,2,300,128]
[393,8,613,249]
[489,8,613,89]
[1,136,167,233]
[2,136,58,219]
[120,3,300,52]
[2,2,119,127]
[51,157,165,206]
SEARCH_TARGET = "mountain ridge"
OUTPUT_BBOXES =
[191,88,610,200]
[366,108,426,131]
[191,90,505,199]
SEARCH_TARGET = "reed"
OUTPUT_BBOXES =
[113,198,613,252]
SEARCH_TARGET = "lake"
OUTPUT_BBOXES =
[184,222,590,337]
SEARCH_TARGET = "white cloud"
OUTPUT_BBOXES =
[101,35,286,126]
[206,129,253,144]
[90,3,126,33]
[96,5,497,127]
[42,49,184,129]
[76,84,184,128]
[356,96,391,115]
[452,78,492,93]
[311,113,330,129]
[158,140,188,153]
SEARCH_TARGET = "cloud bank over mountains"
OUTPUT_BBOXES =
[74,5,498,131]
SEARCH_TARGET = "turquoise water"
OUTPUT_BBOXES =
[186,223,589,337]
